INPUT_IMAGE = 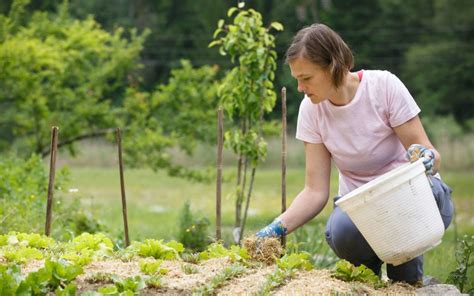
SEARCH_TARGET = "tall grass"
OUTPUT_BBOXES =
[423,115,474,171]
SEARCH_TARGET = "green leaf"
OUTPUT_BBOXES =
[218,46,227,56]
[0,265,22,295]
[55,283,77,296]
[212,29,223,39]
[217,19,224,29]
[270,22,284,31]
[227,7,238,17]
[131,239,182,260]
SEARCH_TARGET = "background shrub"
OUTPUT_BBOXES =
[177,201,210,251]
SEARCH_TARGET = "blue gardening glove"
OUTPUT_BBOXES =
[407,144,435,175]
[256,218,288,238]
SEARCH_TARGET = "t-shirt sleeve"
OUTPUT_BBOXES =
[385,72,421,127]
[295,96,322,143]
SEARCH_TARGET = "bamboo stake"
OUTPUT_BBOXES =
[216,108,224,240]
[116,128,130,247]
[45,126,59,236]
[281,87,287,247]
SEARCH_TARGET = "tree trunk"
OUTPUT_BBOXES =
[240,167,256,244]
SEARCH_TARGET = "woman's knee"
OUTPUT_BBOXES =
[325,207,379,267]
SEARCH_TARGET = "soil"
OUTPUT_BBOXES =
[18,257,417,295]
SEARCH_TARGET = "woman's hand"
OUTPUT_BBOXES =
[394,116,440,174]
[256,218,287,238]
[407,144,435,175]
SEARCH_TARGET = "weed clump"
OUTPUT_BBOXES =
[243,236,283,265]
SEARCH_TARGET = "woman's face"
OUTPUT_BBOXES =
[289,57,335,104]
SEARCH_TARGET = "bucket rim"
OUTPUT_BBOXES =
[335,159,426,207]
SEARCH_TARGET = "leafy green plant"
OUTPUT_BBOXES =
[60,249,95,266]
[192,264,247,295]
[178,201,211,251]
[145,275,162,288]
[332,259,385,288]
[139,259,168,275]
[83,275,146,295]
[110,275,146,294]
[447,235,474,293]
[209,2,283,242]
[181,252,201,264]
[86,272,114,284]
[258,252,313,295]
[68,233,114,252]
[0,264,23,295]
[2,246,43,264]
[182,263,199,274]
[56,233,115,266]
[0,232,55,249]
[129,239,184,260]
[16,259,82,295]
[199,243,249,263]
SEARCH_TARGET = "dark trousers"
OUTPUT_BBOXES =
[325,176,454,284]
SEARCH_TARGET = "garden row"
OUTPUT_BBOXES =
[0,232,416,295]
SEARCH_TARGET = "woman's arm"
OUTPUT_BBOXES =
[393,115,441,173]
[278,141,332,233]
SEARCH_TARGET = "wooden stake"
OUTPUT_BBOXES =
[216,108,224,240]
[281,87,287,248]
[45,126,59,236]
[116,128,130,247]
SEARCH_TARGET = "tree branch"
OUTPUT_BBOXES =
[40,128,118,158]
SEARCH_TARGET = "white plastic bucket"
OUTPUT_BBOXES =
[335,159,445,266]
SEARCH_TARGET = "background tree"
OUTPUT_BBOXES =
[1,0,472,127]
[120,60,219,180]
[0,0,148,155]
[403,0,474,128]
[0,0,220,181]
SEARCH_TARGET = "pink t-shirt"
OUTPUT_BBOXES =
[296,70,421,195]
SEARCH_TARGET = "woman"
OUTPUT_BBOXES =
[256,24,454,285]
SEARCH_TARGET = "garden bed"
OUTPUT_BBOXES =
[18,257,416,295]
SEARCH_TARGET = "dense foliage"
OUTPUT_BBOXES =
[0,0,148,155]
[2,0,471,127]
[177,201,210,251]
[0,0,222,181]
[0,155,104,239]
[120,60,220,180]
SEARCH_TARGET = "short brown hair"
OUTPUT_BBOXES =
[286,24,354,88]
